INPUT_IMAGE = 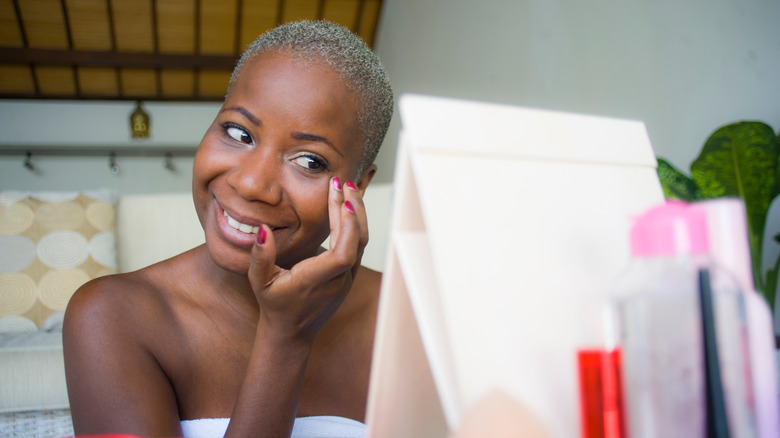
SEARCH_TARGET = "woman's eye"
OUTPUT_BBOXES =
[225,125,252,144]
[291,154,328,172]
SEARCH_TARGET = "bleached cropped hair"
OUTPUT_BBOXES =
[228,20,394,178]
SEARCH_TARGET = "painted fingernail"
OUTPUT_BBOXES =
[332,177,342,191]
[256,226,267,245]
[344,200,355,213]
[344,180,357,190]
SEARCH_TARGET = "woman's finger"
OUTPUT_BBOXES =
[321,183,362,279]
[342,180,368,278]
[327,177,344,246]
[248,224,277,293]
[343,180,369,250]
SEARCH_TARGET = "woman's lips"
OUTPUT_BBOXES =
[214,202,262,248]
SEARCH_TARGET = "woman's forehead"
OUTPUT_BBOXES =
[225,52,364,163]
[234,51,339,90]
[231,52,353,109]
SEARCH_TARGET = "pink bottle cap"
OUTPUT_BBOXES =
[630,200,709,257]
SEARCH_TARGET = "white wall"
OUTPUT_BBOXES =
[372,0,780,314]
[0,100,220,194]
[372,0,780,179]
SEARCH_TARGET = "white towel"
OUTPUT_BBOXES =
[180,416,366,438]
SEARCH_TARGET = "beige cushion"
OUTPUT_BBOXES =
[0,190,117,329]
[116,193,204,273]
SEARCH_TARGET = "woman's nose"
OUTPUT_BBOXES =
[226,148,283,205]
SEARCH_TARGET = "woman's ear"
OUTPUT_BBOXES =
[356,164,377,196]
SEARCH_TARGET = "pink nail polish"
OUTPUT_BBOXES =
[344,180,357,191]
[256,226,267,245]
[332,177,342,191]
[344,200,355,213]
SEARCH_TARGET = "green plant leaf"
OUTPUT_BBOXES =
[656,158,700,201]
[691,121,779,292]
[776,130,780,197]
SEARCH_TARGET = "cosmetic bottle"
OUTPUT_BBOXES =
[693,199,779,438]
[608,201,756,438]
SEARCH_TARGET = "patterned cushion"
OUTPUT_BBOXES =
[0,189,117,330]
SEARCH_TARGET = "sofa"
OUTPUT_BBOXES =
[0,185,393,437]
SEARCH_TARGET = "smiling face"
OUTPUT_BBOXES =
[193,51,371,272]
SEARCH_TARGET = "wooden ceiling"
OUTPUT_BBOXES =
[0,0,384,101]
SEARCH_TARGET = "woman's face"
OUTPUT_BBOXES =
[193,51,368,272]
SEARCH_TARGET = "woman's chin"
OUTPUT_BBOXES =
[204,239,252,275]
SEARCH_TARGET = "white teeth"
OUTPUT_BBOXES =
[223,210,260,234]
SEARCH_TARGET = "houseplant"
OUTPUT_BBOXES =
[656,121,780,312]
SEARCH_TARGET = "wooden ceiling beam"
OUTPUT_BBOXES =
[2,0,384,101]
[0,91,223,101]
[0,47,237,70]
[10,0,28,47]
[316,0,325,20]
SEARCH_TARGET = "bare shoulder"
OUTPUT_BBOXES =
[355,265,382,298]
[346,265,382,318]
[329,264,382,335]
[62,253,196,436]
[64,266,169,342]
[64,247,205,337]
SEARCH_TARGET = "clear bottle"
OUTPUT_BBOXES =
[609,201,756,438]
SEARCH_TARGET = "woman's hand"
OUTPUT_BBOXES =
[226,176,370,438]
[247,177,368,345]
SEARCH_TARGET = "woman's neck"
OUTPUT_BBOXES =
[192,245,261,313]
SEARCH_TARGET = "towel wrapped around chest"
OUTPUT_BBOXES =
[180,416,366,438]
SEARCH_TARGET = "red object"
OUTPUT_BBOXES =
[577,348,626,438]
[255,225,267,245]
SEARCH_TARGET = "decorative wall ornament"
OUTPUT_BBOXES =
[130,101,150,139]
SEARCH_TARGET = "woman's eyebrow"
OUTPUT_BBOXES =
[291,132,344,158]
[221,105,261,126]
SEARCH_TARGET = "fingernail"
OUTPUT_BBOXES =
[344,200,355,213]
[256,226,267,245]
[332,177,342,191]
[344,180,357,190]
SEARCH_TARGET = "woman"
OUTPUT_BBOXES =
[63,20,393,438]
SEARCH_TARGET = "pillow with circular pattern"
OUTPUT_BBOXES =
[0,189,117,331]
